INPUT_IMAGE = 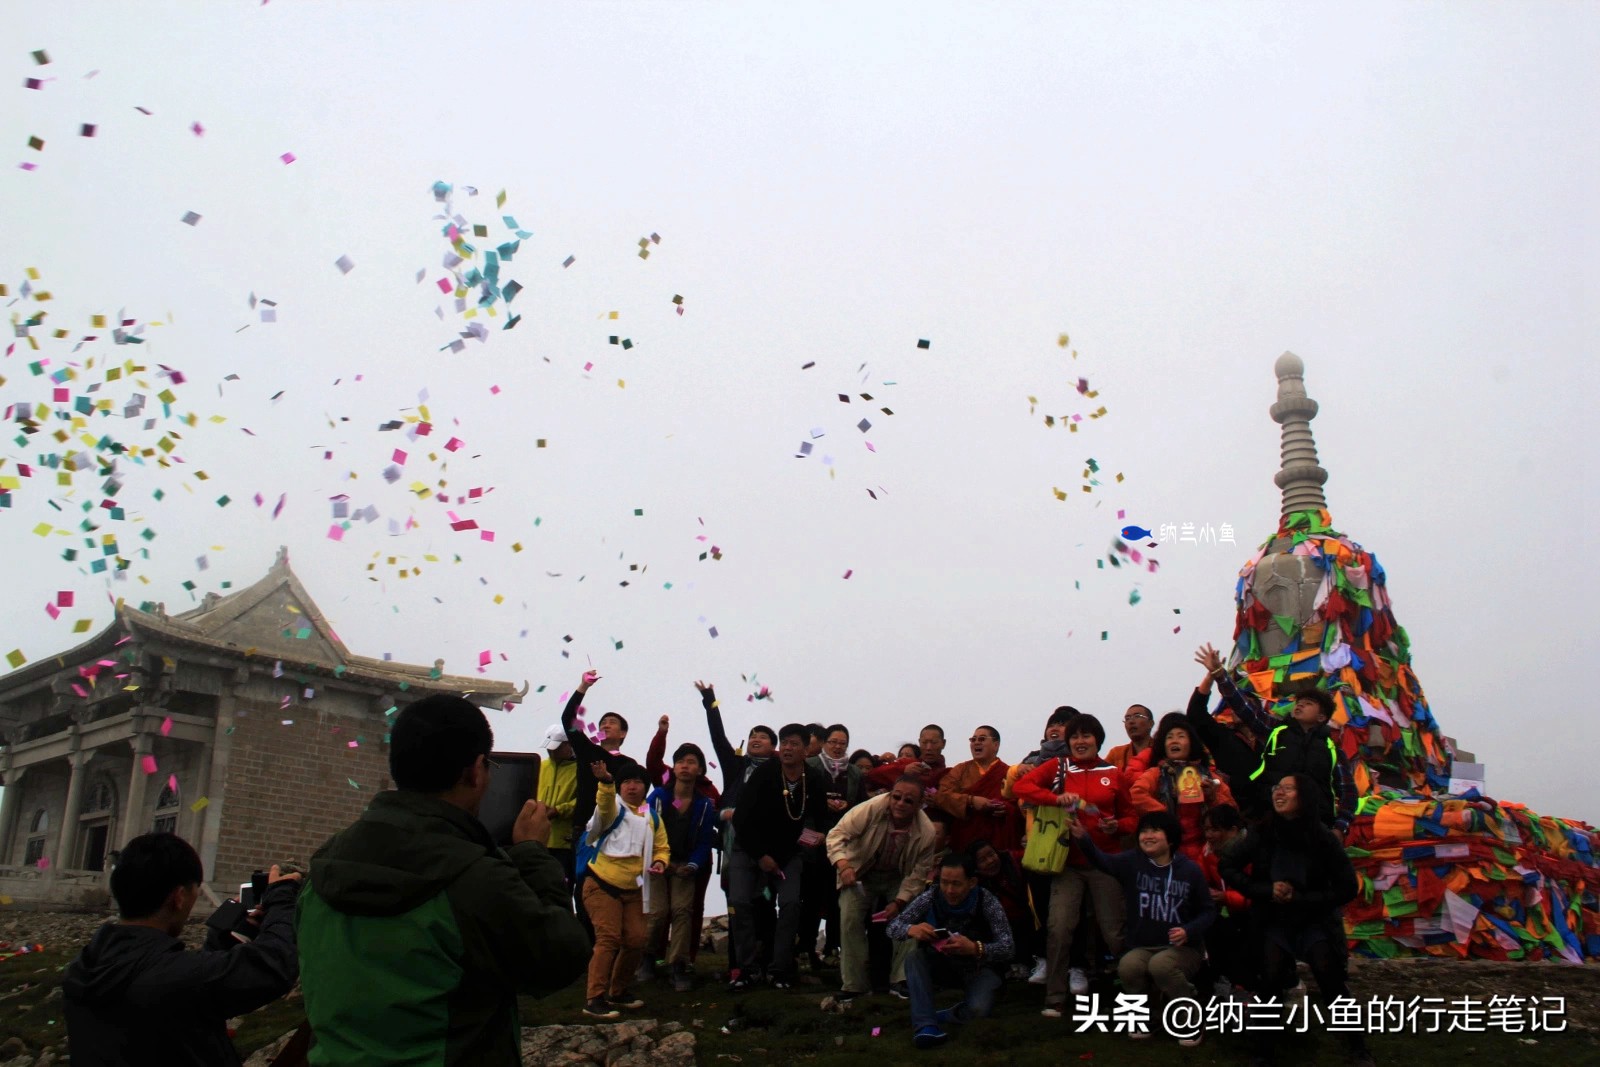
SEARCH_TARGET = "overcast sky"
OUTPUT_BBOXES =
[4,3,1597,831]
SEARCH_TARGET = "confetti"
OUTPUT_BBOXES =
[140,754,158,774]
[334,254,355,274]
[917,339,930,349]
[279,151,296,164]
[181,211,201,226]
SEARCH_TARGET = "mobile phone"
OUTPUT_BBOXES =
[238,882,256,908]
[931,927,951,939]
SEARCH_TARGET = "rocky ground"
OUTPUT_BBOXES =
[3,911,1598,1066]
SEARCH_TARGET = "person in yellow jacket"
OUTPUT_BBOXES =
[581,759,670,1019]
[537,724,579,881]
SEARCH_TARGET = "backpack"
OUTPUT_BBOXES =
[574,808,627,876]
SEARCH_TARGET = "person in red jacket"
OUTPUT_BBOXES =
[1010,713,1134,1018]
[867,725,951,829]
[1129,713,1235,864]
[1198,804,1257,994]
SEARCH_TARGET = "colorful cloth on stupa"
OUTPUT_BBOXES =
[1344,789,1599,963]
[1227,508,1450,794]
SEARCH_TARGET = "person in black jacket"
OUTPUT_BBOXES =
[63,832,301,1067]
[728,722,830,989]
[1220,772,1373,1067]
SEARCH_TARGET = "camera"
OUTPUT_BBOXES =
[204,868,287,945]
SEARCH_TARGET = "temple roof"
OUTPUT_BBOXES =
[0,547,523,703]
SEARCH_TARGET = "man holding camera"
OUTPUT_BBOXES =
[296,693,589,1066]
[63,832,302,1066]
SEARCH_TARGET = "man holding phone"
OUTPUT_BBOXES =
[887,853,1014,1050]
[64,833,302,1066]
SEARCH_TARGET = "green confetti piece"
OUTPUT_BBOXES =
[1100,631,1108,641]
[216,495,230,507]
[348,778,360,789]
[633,508,643,516]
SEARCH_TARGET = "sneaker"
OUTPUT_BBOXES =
[1068,967,1089,995]
[771,977,793,991]
[1040,1005,1063,1019]
[1027,957,1048,985]
[913,1025,950,1050]
[607,994,645,1010]
[1178,1034,1204,1048]
[889,981,910,1000]
[837,988,864,1002]
[728,974,751,992]
[583,997,620,1019]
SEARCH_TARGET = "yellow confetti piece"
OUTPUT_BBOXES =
[190,796,209,813]
[1057,333,1069,347]
[92,314,106,328]
[0,895,12,906]
[608,311,619,320]
[32,522,53,536]
[617,379,626,389]
[5,649,25,669]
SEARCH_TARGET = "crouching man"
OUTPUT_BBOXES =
[64,833,301,1066]
[887,852,1014,1051]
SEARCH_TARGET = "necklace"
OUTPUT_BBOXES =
[782,771,806,821]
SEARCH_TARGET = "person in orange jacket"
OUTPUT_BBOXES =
[1129,714,1235,864]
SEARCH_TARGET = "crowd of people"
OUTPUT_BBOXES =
[61,643,1375,1066]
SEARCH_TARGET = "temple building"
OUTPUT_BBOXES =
[0,547,522,908]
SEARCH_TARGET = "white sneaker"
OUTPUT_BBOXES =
[1069,967,1089,995]
[1027,958,1048,985]
[1041,1005,1063,1018]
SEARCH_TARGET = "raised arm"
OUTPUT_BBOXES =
[562,672,614,767]
[646,715,670,785]
[696,681,737,773]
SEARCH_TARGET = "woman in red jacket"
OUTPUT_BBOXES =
[1129,714,1234,864]
[1011,713,1135,1018]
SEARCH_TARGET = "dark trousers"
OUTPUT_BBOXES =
[728,850,804,978]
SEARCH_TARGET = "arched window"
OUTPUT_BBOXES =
[23,808,48,867]
[84,775,116,815]
[153,780,179,835]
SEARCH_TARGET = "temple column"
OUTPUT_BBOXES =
[56,747,88,870]
[119,724,155,850]
[197,669,244,884]
[189,740,214,856]
[0,762,25,864]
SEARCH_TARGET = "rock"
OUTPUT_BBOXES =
[243,1028,302,1067]
[0,1040,23,1060]
[519,1021,695,1066]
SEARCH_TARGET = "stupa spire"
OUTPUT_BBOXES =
[1269,351,1329,518]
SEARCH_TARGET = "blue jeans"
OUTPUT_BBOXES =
[903,943,1003,1031]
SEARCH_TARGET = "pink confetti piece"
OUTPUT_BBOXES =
[160,716,173,736]
[444,437,463,451]
[327,524,345,541]
[478,649,492,667]
[280,151,296,164]
[45,603,60,620]
[436,277,452,294]
[168,774,179,792]
[392,448,407,465]
[36,856,50,870]
[18,163,38,171]
[347,740,359,748]
[191,121,205,136]
[140,754,158,775]
[842,569,853,579]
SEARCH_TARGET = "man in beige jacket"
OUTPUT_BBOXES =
[826,776,937,999]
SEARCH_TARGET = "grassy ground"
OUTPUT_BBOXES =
[5,942,1598,1065]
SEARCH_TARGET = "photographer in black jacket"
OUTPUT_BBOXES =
[64,832,302,1066]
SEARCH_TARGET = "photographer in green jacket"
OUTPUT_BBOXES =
[296,694,589,1065]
